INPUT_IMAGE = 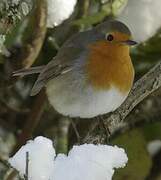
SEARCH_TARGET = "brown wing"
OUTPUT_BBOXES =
[30,61,72,96]
[30,47,83,96]
[30,29,97,96]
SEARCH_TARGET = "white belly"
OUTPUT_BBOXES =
[46,73,128,118]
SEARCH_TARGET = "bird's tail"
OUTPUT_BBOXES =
[12,65,45,76]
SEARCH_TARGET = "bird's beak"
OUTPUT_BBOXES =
[121,40,138,46]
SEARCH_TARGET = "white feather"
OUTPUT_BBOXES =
[46,72,128,118]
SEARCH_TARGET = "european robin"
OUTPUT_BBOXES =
[13,20,137,118]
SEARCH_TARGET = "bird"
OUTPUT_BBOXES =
[13,20,137,119]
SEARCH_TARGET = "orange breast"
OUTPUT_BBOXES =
[86,41,134,94]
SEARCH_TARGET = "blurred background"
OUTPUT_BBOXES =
[0,0,161,179]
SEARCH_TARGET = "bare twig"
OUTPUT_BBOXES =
[83,60,161,143]
[25,152,29,180]
[4,169,17,180]
[0,155,10,168]
[70,119,81,143]
[77,0,90,19]
[21,0,47,68]
[4,0,47,75]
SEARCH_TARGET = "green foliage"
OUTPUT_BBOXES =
[143,122,161,141]
[112,129,152,180]
[132,29,161,75]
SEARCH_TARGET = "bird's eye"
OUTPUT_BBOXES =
[106,34,114,41]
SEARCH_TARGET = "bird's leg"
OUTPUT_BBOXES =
[97,116,111,142]
[70,118,81,144]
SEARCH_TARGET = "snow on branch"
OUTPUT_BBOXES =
[47,0,77,27]
[118,0,161,42]
[9,136,128,180]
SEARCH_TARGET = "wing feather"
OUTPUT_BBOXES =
[30,30,95,96]
[30,47,83,96]
[13,66,45,76]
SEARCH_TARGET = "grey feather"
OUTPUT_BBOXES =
[95,20,131,36]
[13,66,45,76]
[30,63,73,96]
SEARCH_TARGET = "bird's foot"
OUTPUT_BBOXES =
[97,116,111,143]
[70,119,81,144]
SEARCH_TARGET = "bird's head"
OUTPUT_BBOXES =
[94,20,137,47]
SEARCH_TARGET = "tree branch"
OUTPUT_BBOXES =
[25,152,29,180]
[83,60,161,143]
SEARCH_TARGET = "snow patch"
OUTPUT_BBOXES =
[118,0,161,42]
[9,136,128,180]
[47,0,77,28]
[147,140,161,156]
